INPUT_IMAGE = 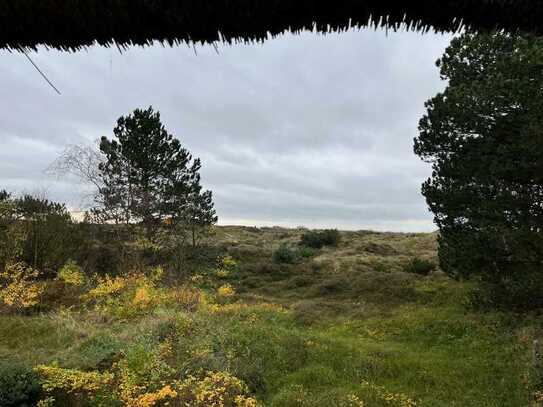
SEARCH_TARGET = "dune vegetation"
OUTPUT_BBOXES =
[2,31,543,406]
[0,225,539,406]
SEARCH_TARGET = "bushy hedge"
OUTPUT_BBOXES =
[300,229,341,249]
[273,244,297,264]
[403,257,436,276]
[0,361,42,406]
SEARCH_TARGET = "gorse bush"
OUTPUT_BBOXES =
[0,360,42,407]
[300,229,341,249]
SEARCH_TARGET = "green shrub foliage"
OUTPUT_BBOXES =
[0,193,78,273]
[0,361,42,406]
[300,229,341,249]
[273,243,297,264]
[403,257,436,276]
[414,32,543,309]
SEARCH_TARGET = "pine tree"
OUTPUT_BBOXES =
[414,33,543,309]
[96,107,217,241]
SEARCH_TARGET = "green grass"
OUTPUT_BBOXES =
[0,227,537,406]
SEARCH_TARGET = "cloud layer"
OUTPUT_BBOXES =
[0,29,452,231]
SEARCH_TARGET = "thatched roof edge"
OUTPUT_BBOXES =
[1,1,539,52]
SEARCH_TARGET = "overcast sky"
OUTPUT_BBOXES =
[0,28,453,232]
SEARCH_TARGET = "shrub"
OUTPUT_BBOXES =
[0,262,45,311]
[468,271,543,311]
[0,360,42,406]
[65,332,122,371]
[220,255,238,270]
[300,231,324,249]
[82,272,162,319]
[319,229,341,246]
[13,194,78,273]
[300,229,341,249]
[175,371,257,406]
[166,286,202,311]
[403,257,436,276]
[57,260,85,286]
[115,342,176,405]
[273,244,297,264]
[215,255,238,278]
[35,364,114,406]
[298,247,316,258]
[217,284,236,299]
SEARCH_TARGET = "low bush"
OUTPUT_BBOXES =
[64,332,122,370]
[0,360,42,406]
[468,270,543,311]
[35,364,114,406]
[298,247,316,258]
[403,257,436,276]
[273,244,297,264]
[57,260,85,286]
[0,262,45,312]
[81,271,164,319]
[300,229,341,249]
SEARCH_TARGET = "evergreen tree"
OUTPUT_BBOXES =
[96,107,217,240]
[414,33,543,309]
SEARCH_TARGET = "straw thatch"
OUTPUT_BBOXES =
[0,1,539,51]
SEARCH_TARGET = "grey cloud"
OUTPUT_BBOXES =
[0,28,452,231]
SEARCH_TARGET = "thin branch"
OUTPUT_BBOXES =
[22,49,61,95]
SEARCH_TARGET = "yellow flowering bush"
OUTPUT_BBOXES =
[0,262,44,310]
[115,342,176,405]
[35,365,113,394]
[118,369,257,407]
[82,272,163,319]
[176,371,258,407]
[215,255,238,279]
[132,283,154,308]
[83,274,126,300]
[221,255,238,270]
[35,364,113,405]
[126,384,178,407]
[217,284,235,298]
[57,260,85,286]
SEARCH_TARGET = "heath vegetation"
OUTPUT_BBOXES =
[1,31,543,407]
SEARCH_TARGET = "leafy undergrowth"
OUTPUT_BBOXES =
[0,227,538,406]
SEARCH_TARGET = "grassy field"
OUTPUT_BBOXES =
[0,226,538,406]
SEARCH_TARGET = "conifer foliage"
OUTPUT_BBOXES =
[95,107,217,241]
[415,33,543,309]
